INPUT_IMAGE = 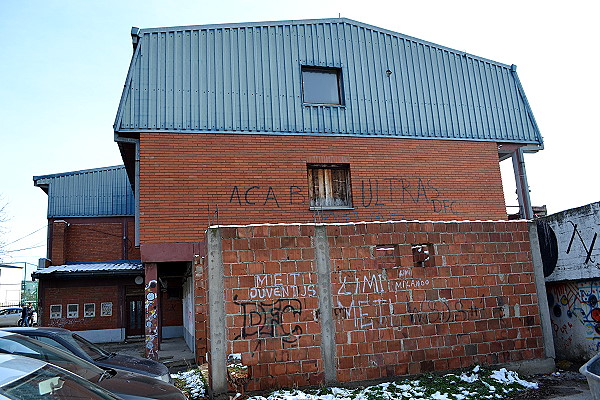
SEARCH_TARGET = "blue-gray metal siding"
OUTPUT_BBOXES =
[34,166,134,218]
[115,18,542,145]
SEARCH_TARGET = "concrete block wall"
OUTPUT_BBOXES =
[203,220,549,393]
[536,202,600,361]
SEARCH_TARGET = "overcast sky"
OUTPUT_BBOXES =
[1,0,599,272]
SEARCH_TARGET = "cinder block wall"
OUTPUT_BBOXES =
[202,220,547,392]
[140,133,506,244]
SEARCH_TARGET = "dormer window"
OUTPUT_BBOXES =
[301,66,343,105]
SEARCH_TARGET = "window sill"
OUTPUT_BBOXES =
[303,103,346,108]
[309,206,354,211]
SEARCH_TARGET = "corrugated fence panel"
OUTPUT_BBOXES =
[36,166,134,218]
[115,18,542,145]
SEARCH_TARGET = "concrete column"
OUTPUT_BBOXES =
[207,227,227,399]
[512,149,534,219]
[314,225,337,385]
[528,223,556,359]
[145,262,160,360]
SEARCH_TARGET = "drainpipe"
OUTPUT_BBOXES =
[512,148,533,219]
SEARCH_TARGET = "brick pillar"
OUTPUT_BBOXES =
[50,220,68,265]
[144,263,160,360]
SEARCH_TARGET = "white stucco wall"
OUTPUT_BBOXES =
[0,266,23,305]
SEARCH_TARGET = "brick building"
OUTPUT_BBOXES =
[115,17,549,392]
[32,166,184,342]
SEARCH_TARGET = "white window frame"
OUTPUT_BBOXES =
[50,304,62,319]
[67,304,79,318]
[84,303,95,317]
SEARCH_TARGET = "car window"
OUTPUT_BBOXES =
[0,310,7,316]
[70,334,111,361]
[30,336,71,353]
[0,364,120,400]
[0,335,103,382]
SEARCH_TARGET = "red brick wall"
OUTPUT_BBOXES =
[140,134,506,244]
[38,277,132,330]
[207,220,545,391]
[49,217,140,265]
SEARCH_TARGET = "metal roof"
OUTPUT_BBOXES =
[115,18,542,146]
[33,165,134,218]
[33,261,142,279]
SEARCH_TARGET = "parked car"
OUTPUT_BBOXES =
[0,331,186,400]
[0,353,122,400]
[2,327,171,383]
[0,308,21,328]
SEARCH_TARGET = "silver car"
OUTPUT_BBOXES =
[0,331,186,400]
[0,353,121,399]
[0,309,21,328]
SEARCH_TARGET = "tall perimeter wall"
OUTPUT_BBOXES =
[202,220,554,395]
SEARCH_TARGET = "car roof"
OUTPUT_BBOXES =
[0,354,46,386]
[1,327,70,335]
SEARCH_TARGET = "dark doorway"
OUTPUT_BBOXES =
[125,285,144,338]
[126,296,144,337]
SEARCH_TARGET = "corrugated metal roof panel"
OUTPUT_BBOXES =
[33,166,134,218]
[114,18,542,146]
[33,261,143,277]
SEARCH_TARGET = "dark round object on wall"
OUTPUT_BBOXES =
[553,304,562,318]
[537,221,558,277]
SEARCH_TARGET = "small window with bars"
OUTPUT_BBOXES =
[307,164,352,209]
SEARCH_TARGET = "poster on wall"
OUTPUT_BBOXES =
[101,302,112,317]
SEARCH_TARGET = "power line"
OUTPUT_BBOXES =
[4,225,48,246]
[3,244,45,253]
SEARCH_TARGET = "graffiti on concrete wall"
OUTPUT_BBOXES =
[538,202,600,282]
[548,281,600,352]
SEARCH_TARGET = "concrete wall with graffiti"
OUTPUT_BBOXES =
[202,220,551,392]
[537,202,600,282]
[538,201,600,360]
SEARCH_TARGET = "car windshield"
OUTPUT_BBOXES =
[70,333,111,361]
[0,364,120,400]
[0,334,104,382]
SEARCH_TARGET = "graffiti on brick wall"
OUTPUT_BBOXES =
[406,297,507,324]
[335,269,431,329]
[248,273,316,299]
[233,295,303,343]
[227,177,458,215]
[548,281,600,351]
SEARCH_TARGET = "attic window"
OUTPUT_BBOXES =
[307,164,352,209]
[302,66,343,105]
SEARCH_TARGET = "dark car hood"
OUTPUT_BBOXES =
[98,370,185,400]
[96,354,169,378]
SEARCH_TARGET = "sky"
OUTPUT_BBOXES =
[1,0,599,274]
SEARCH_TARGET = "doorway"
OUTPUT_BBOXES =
[125,286,144,338]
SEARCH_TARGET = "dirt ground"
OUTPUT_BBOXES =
[511,370,590,400]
